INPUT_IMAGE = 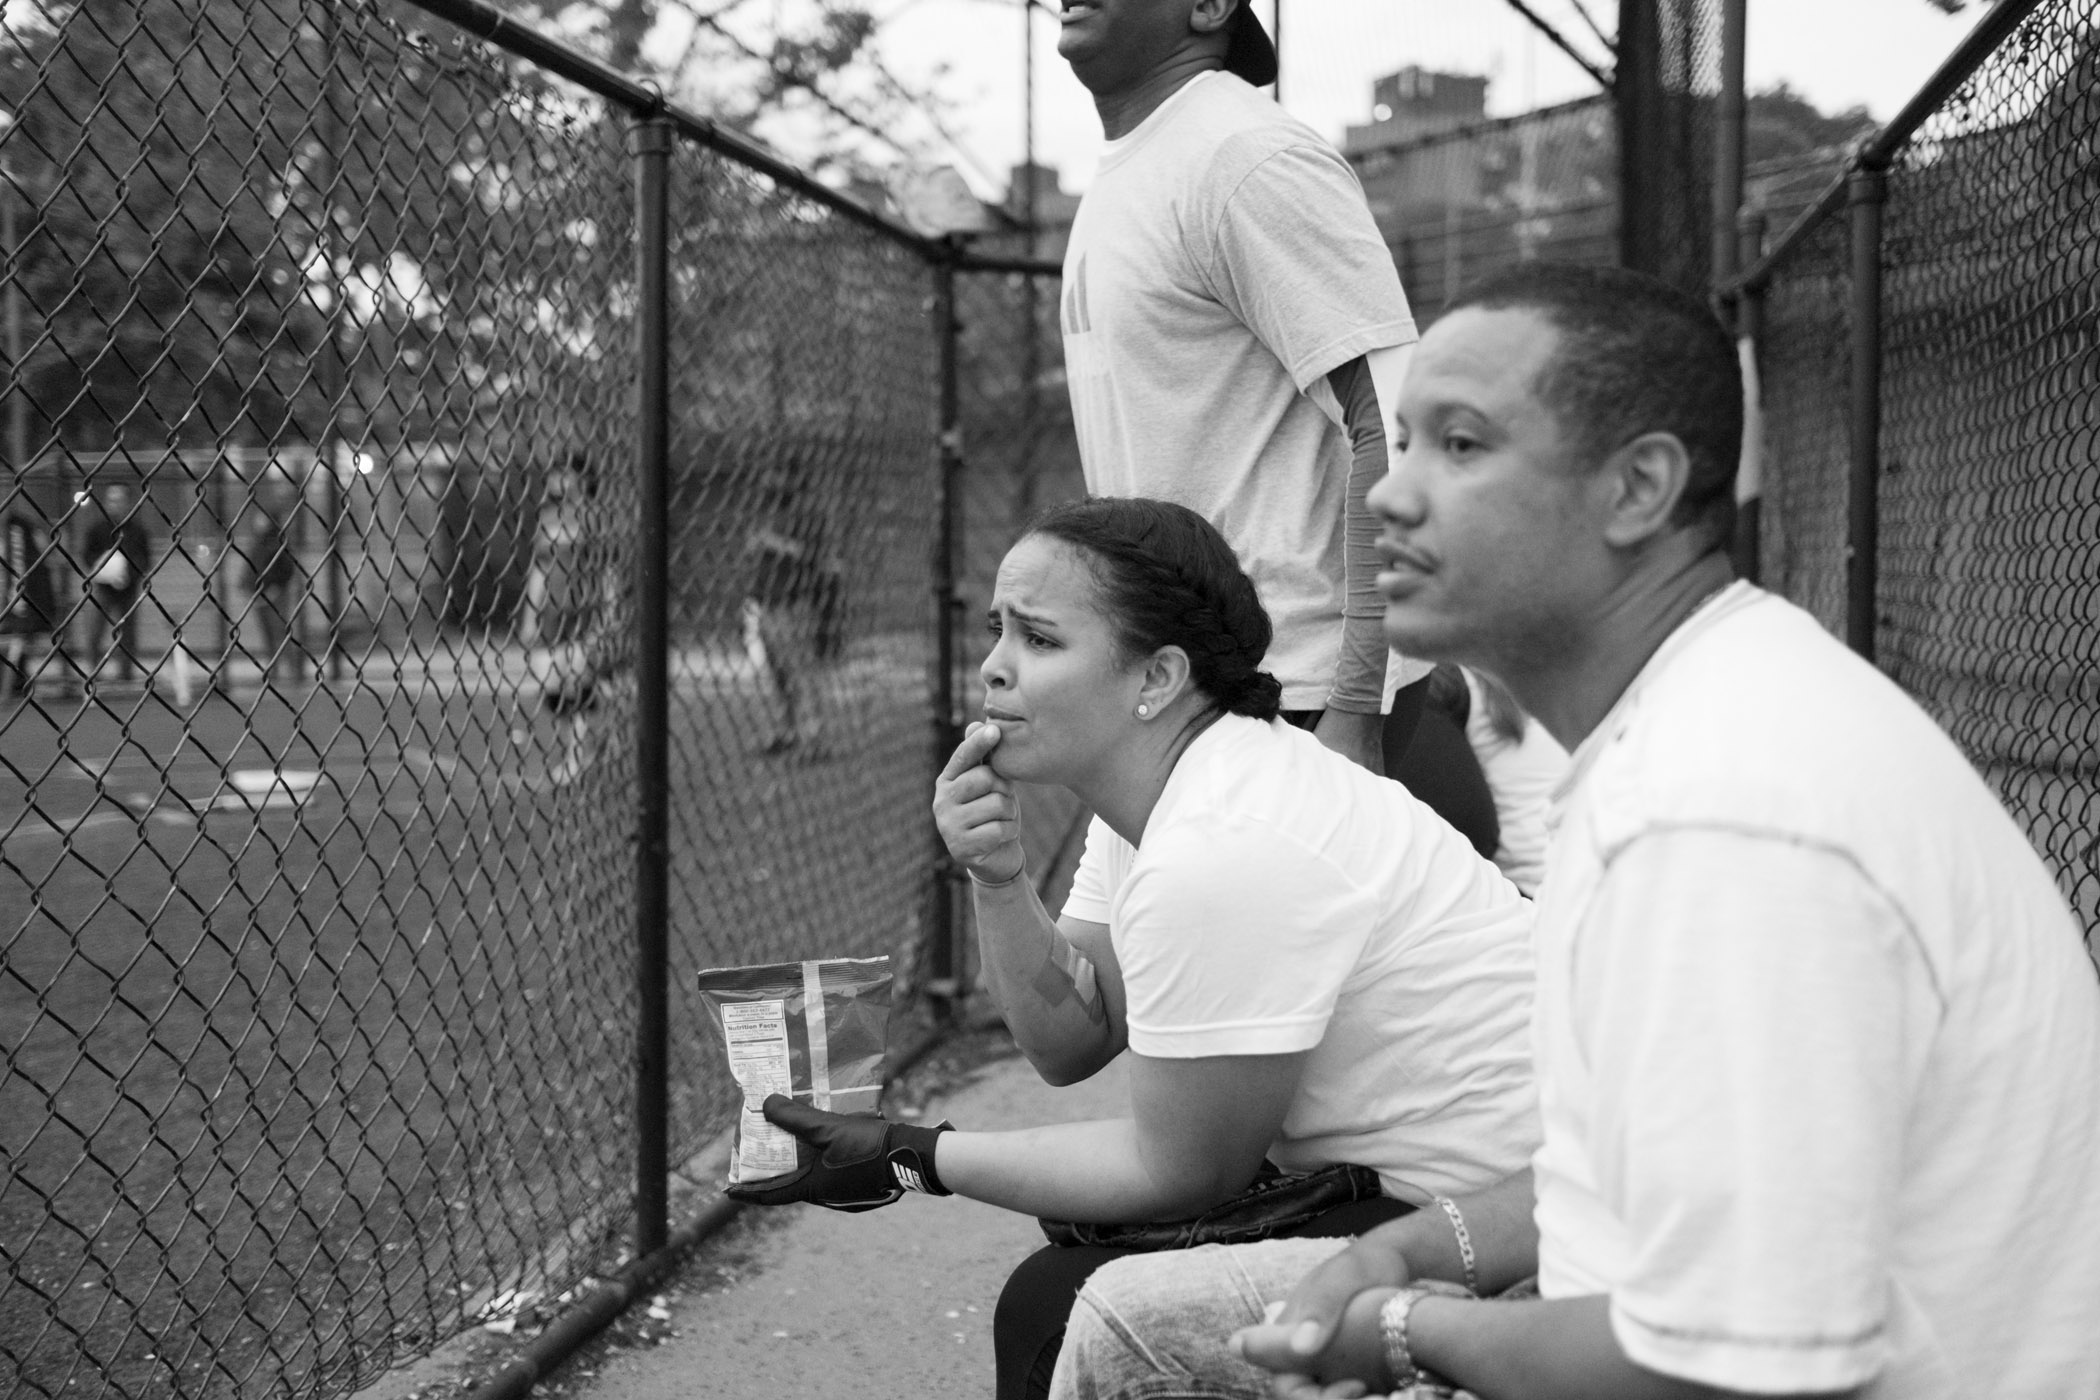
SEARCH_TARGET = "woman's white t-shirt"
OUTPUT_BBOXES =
[1061,714,1539,1203]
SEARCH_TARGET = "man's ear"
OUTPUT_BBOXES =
[1600,431,1693,548]
[1136,645,1195,717]
[1188,0,1237,38]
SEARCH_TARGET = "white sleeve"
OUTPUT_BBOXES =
[1577,828,1934,1393]
[1116,816,1378,1058]
[1055,816,1119,925]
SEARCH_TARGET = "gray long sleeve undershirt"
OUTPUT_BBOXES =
[1322,353,1393,714]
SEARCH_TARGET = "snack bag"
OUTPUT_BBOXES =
[696,956,892,1186]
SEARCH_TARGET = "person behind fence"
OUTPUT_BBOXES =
[743,468,843,757]
[1053,0,1496,852]
[2,504,65,699]
[79,482,154,687]
[540,453,630,724]
[726,496,1540,1400]
[240,502,304,685]
[1047,264,2100,1400]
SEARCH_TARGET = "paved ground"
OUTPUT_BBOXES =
[363,1029,1130,1400]
[562,1038,1127,1400]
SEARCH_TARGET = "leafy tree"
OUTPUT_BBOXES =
[0,0,626,462]
[1746,82,1878,168]
[483,0,959,184]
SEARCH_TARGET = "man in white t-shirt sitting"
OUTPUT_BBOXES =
[1057,0,1498,846]
[1051,264,2100,1399]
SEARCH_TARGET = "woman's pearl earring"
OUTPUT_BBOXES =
[1135,703,1150,718]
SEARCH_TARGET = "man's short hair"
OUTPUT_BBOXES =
[1443,263,1743,546]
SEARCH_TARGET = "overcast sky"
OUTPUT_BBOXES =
[852,0,1988,198]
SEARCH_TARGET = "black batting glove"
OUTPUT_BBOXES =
[724,1094,953,1213]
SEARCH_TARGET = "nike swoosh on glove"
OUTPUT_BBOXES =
[724,1093,953,1213]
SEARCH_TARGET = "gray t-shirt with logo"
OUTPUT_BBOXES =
[1060,71,1418,711]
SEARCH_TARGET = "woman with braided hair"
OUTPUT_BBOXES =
[729,498,1537,1400]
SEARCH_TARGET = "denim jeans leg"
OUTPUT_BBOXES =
[1050,1238,1352,1400]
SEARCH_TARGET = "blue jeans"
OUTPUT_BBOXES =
[1049,1238,1353,1400]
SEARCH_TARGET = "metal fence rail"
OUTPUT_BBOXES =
[0,0,987,1395]
[1734,0,2100,950]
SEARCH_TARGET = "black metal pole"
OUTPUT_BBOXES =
[1712,0,1747,293]
[631,116,673,1257]
[1731,209,1766,586]
[929,249,964,1012]
[1844,166,1885,663]
[1616,0,1661,276]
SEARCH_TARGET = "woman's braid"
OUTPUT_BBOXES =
[1027,497,1284,722]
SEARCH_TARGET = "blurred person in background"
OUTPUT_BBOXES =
[537,453,631,781]
[240,502,305,686]
[744,467,843,758]
[1,503,63,699]
[80,481,153,688]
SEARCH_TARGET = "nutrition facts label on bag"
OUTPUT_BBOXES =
[723,1000,801,1179]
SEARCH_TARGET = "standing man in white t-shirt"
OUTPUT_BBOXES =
[1050,264,2100,1399]
[1056,0,1455,791]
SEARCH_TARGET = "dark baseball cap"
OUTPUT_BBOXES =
[1224,2,1278,87]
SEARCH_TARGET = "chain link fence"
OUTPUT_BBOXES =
[1355,95,1619,321]
[1755,209,1851,633]
[1628,0,1722,294]
[1343,0,1722,319]
[1742,0,2099,951]
[0,0,967,1394]
[948,246,1089,920]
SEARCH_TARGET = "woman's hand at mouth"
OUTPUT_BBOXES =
[933,721,1026,885]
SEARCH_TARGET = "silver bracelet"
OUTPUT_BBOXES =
[1433,1195,1478,1294]
[1378,1281,1468,1390]
[1378,1286,1428,1390]
[967,862,1026,889]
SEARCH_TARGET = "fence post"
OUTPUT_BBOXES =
[1844,164,1886,663]
[1711,0,1747,290]
[1731,209,1766,585]
[928,245,965,1015]
[1615,0,1662,276]
[631,114,673,1257]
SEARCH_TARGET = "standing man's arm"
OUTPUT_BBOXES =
[1310,345,1414,772]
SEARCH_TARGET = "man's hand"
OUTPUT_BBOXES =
[724,1095,951,1212]
[1231,1226,1414,1377]
[1312,707,1385,776]
[933,721,1025,883]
